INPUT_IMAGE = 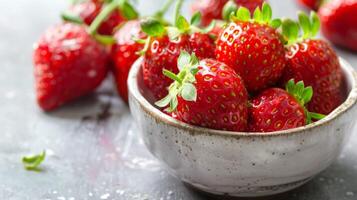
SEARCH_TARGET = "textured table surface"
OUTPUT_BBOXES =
[0,0,357,199]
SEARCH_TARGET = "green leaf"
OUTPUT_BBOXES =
[181,83,197,101]
[282,19,299,45]
[169,96,178,111]
[176,15,190,32]
[296,81,305,97]
[190,53,199,66]
[166,27,181,40]
[262,2,272,22]
[201,20,216,33]
[298,11,311,39]
[235,7,251,22]
[163,69,182,83]
[286,79,294,94]
[119,1,139,20]
[22,150,46,171]
[140,18,165,37]
[61,12,84,24]
[94,34,116,45]
[310,112,326,120]
[178,51,191,71]
[302,86,313,104]
[155,94,172,108]
[222,0,238,21]
[190,12,202,26]
[270,18,282,29]
[310,11,320,37]
[253,7,263,22]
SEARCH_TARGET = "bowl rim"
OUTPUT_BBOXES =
[128,57,357,137]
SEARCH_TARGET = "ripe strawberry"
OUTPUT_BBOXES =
[281,13,344,115]
[140,15,215,100]
[33,23,109,111]
[249,80,325,132]
[216,3,286,92]
[64,0,138,35]
[156,52,248,131]
[112,20,146,102]
[298,0,321,10]
[191,0,264,26]
[319,0,357,51]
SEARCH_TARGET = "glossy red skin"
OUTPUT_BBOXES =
[33,23,109,111]
[69,0,126,35]
[216,22,286,92]
[249,88,306,132]
[319,0,357,51]
[175,59,248,131]
[143,34,215,101]
[281,39,344,115]
[191,0,264,26]
[112,20,145,103]
[298,0,321,10]
[189,32,216,59]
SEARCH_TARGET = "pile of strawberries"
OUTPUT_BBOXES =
[33,0,346,133]
[298,0,357,51]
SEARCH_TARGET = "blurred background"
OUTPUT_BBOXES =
[0,0,356,199]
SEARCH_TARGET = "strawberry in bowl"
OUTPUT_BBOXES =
[127,3,357,197]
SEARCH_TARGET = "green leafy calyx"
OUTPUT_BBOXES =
[22,150,46,171]
[285,79,325,124]
[282,11,320,45]
[155,51,200,112]
[230,2,281,29]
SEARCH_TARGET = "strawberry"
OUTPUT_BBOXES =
[191,0,264,26]
[156,52,248,131]
[319,0,357,51]
[280,13,344,115]
[33,23,109,111]
[298,0,321,10]
[215,3,286,92]
[63,0,138,35]
[249,80,325,132]
[140,14,215,100]
[112,20,146,102]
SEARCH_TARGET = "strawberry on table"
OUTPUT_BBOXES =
[215,3,286,92]
[156,51,248,131]
[63,0,138,35]
[319,0,357,51]
[281,12,344,115]
[33,23,109,111]
[191,0,264,26]
[140,13,215,100]
[249,80,325,132]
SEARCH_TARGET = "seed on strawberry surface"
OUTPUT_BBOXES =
[280,12,344,115]
[156,51,248,131]
[215,3,286,92]
[249,79,325,132]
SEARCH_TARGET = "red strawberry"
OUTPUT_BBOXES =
[112,20,146,102]
[156,52,248,131]
[33,23,109,111]
[319,0,357,51]
[216,3,286,92]
[140,16,215,100]
[64,0,138,35]
[249,80,324,132]
[191,0,264,26]
[298,0,321,10]
[281,14,344,115]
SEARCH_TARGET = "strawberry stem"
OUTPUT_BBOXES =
[88,0,120,35]
[163,69,182,83]
[174,0,184,26]
[155,0,175,19]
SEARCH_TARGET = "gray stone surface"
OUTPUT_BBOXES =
[0,0,356,199]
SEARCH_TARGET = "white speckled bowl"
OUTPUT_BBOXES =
[128,57,357,197]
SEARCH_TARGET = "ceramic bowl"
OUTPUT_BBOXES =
[128,57,357,197]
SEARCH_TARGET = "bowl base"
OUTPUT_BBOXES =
[184,177,312,197]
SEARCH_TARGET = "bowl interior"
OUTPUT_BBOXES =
[129,57,357,137]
